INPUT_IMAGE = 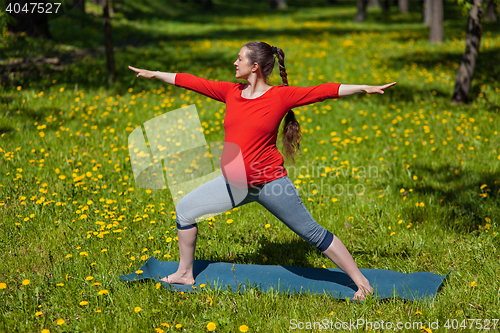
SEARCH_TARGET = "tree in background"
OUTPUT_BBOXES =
[103,0,116,84]
[423,0,432,25]
[381,0,391,11]
[484,0,497,21]
[270,0,287,10]
[5,0,52,38]
[430,0,444,43]
[73,0,85,12]
[452,0,483,103]
[399,0,409,12]
[354,0,369,21]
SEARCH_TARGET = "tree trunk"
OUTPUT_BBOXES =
[423,0,432,26]
[103,0,116,84]
[354,0,369,21]
[381,0,391,12]
[73,0,85,12]
[269,0,287,9]
[368,0,380,8]
[430,0,443,43]
[399,0,409,13]
[452,0,483,104]
[485,0,497,21]
[203,0,213,10]
[7,0,52,38]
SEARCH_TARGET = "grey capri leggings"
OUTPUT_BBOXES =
[175,174,334,252]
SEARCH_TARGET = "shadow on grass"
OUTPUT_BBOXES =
[3,0,499,96]
[228,236,320,268]
[385,47,500,105]
[391,161,500,232]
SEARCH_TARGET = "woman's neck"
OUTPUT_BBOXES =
[243,74,272,99]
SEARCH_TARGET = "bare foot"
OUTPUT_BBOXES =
[160,271,195,285]
[352,283,373,301]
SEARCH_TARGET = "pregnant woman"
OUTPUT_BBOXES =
[129,41,395,300]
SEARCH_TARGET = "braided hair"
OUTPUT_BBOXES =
[244,41,302,164]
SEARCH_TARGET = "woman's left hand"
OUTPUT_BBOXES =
[365,82,397,94]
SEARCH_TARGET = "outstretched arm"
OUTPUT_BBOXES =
[128,66,176,85]
[338,82,396,98]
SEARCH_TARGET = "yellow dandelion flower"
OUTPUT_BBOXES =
[80,251,88,256]
[41,329,50,333]
[421,327,432,333]
[86,276,93,281]
[79,301,89,306]
[265,224,270,228]
[22,279,30,286]
[175,323,182,328]
[331,198,338,202]
[206,322,216,331]
[134,306,141,313]
[470,281,477,287]
[0,282,6,289]
[206,297,213,306]
[161,323,170,327]
[98,289,109,295]
[227,219,233,224]
[56,318,65,325]
[35,311,43,316]
[155,328,164,333]
[239,324,249,332]
[414,311,422,315]
[135,270,143,274]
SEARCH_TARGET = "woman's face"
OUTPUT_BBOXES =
[233,47,255,79]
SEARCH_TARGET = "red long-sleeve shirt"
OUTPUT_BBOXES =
[175,73,341,188]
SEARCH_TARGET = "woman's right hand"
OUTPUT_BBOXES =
[128,66,156,79]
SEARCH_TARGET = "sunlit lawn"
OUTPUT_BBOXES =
[1,0,500,332]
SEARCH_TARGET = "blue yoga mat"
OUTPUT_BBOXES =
[120,257,448,300]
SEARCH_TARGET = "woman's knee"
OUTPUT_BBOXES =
[175,199,196,227]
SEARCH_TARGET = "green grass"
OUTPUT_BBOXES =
[1,0,500,332]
